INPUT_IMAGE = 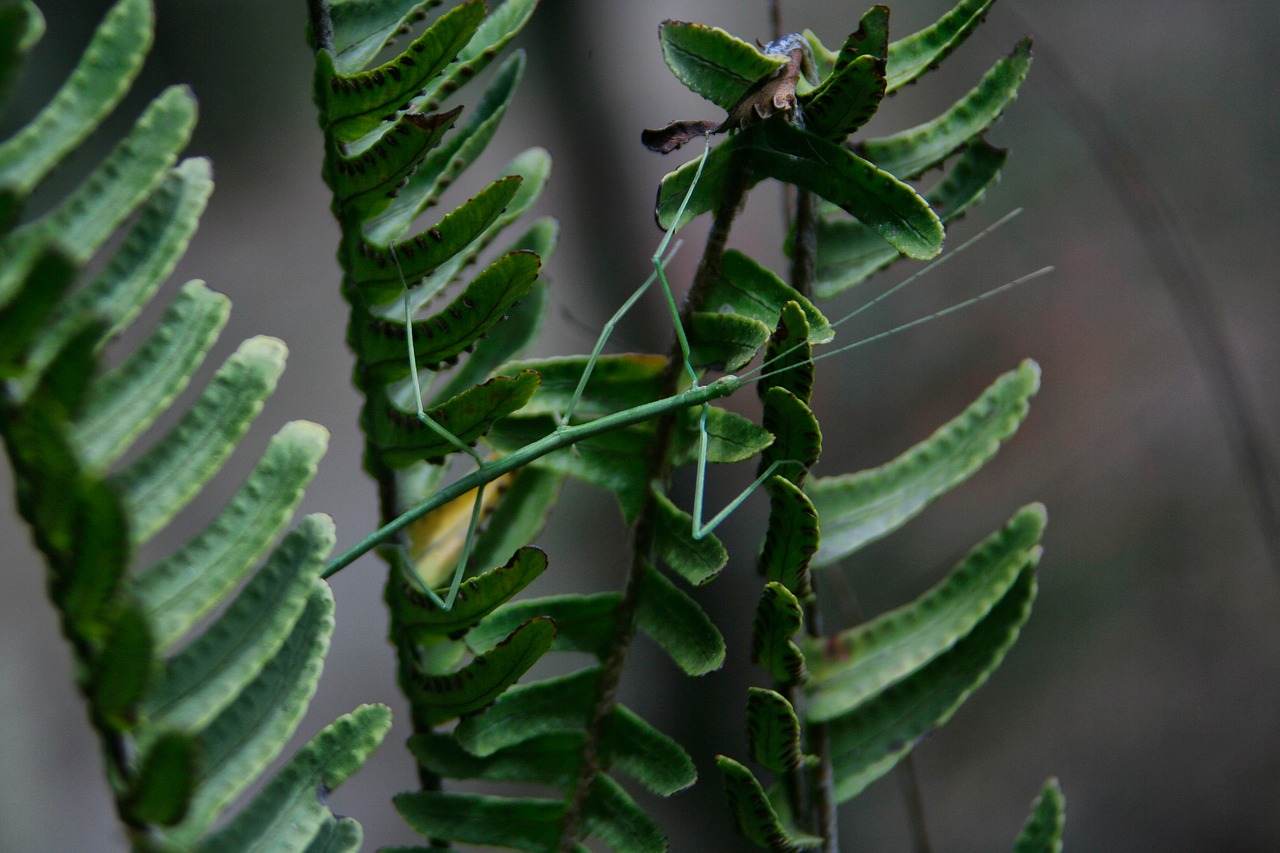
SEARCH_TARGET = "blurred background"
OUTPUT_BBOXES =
[3,1,1278,850]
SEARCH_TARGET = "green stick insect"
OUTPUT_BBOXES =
[322,31,1049,611]
[323,149,1046,604]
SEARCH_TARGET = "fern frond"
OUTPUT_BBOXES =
[642,4,1057,848]
[0,2,387,848]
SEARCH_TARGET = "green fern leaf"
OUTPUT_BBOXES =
[409,730,585,786]
[760,386,821,480]
[1014,778,1067,853]
[826,562,1037,802]
[329,106,463,222]
[364,50,525,239]
[456,665,600,756]
[420,0,540,111]
[430,267,551,406]
[504,353,666,417]
[121,730,199,827]
[861,38,1033,179]
[90,599,156,730]
[406,616,556,726]
[17,156,213,389]
[0,0,151,225]
[348,174,523,305]
[410,701,695,798]
[73,279,228,468]
[886,0,998,91]
[319,1,484,144]
[17,84,196,263]
[717,755,824,851]
[746,687,809,775]
[355,251,542,380]
[809,360,1040,565]
[656,121,944,259]
[635,561,726,675]
[399,146,553,309]
[813,140,1007,296]
[390,546,548,639]
[145,514,336,730]
[687,310,772,372]
[604,703,697,796]
[325,0,441,75]
[113,335,287,544]
[806,504,1045,722]
[658,20,787,111]
[670,404,776,467]
[831,5,889,68]
[758,476,819,600]
[394,792,563,852]
[756,300,814,404]
[584,774,667,853]
[469,592,620,660]
[370,369,541,467]
[752,582,807,685]
[198,704,392,853]
[653,489,728,586]
[702,250,833,344]
[0,244,76,376]
[0,0,42,110]
[802,54,885,141]
[134,421,329,648]
[170,587,336,842]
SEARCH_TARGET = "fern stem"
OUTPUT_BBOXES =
[558,150,754,851]
[790,188,817,300]
[306,0,334,54]
[788,181,840,851]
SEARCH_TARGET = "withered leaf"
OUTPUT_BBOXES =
[642,39,810,154]
[641,120,722,154]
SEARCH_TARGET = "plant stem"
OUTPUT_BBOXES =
[306,0,333,54]
[787,182,839,851]
[558,150,754,850]
[790,188,817,299]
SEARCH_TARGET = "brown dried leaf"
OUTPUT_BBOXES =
[642,42,810,154]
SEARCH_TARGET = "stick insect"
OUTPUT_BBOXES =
[323,130,1048,604]
[323,33,1049,608]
